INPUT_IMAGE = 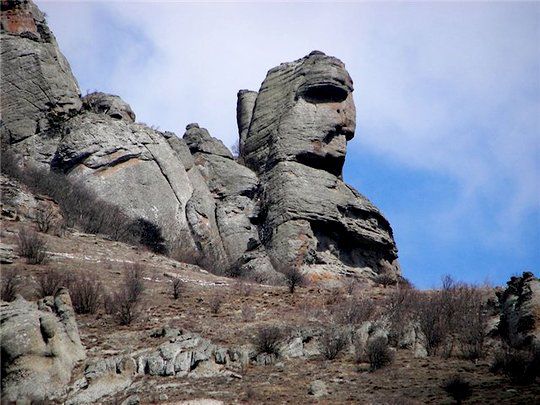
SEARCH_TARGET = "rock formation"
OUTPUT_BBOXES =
[1,0,399,282]
[238,51,400,278]
[0,289,86,402]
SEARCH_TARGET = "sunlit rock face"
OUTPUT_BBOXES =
[0,289,86,402]
[239,51,400,280]
[0,0,81,148]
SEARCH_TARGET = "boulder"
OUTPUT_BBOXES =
[0,289,86,402]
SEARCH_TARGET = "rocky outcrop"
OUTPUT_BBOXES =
[0,0,81,147]
[0,289,86,402]
[238,51,400,279]
[1,0,400,282]
[497,271,540,347]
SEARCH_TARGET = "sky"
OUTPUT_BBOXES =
[36,0,540,289]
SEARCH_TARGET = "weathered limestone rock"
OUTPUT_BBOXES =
[236,90,258,158]
[1,289,86,402]
[82,92,136,122]
[497,271,540,346]
[183,124,280,282]
[238,51,400,279]
[0,0,81,145]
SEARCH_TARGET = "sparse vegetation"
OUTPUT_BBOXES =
[241,304,256,322]
[106,264,146,325]
[331,294,375,326]
[284,267,305,294]
[320,324,349,360]
[35,202,56,233]
[367,337,393,371]
[1,267,20,302]
[490,345,540,385]
[17,228,48,264]
[35,268,65,298]
[253,325,283,356]
[171,278,183,300]
[443,375,473,404]
[209,292,225,314]
[70,273,102,314]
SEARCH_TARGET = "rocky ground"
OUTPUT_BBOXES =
[1,198,539,403]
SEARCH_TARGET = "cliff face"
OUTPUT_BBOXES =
[1,0,399,282]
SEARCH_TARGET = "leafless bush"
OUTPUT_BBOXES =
[284,267,305,294]
[235,280,253,297]
[107,264,146,325]
[35,202,56,233]
[344,277,362,295]
[108,289,141,325]
[374,273,397,288]
[442,375,472,404]
[124,263,145,303]
[331,295,375,326]
[384,287,420,347]
[171,278,183,300]
[70,273,102,314]
[320,324,349,360]
[36,268,65,298]
[17,228,48,264]
[490,345,540,385]
[367,337,394,371]
[1,267,20,302]
[253,325,283,356]
[410,276,490,358]
[209,292,225,314]
[241,304,256,322]
[353,337,366,364]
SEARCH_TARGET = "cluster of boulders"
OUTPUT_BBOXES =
[1,0,400,284]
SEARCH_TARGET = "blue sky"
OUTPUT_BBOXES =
[37,1,539,288]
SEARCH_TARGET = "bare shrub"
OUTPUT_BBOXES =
[331,295,375,326]
[284,267,305,294]
[320,324,349,360]
[209,292,225,314]
[124,263,145,303]
[490,345,540,385]
[171,278,183,300]
[367,337,394,371]
[353,337,366,364]
[36,268,65,298]
[35,202,56,234]
[107,264,146,325]
[344,277,362,295]
[70,273,102,314]
[384,287,419,348]
[17,228,48,264]
[108,289,141,325]
[253,325,283,356]
[374,273,396,288]
[443,375,473,404]
[1,267,20,302]
[411,276,489,358]
[235,280,253,297]
[241,304,256,322]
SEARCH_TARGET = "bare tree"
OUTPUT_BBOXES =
[171,278,183,300]
[35,202,56,234]
[284,267,305,294]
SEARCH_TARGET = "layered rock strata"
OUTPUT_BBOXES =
[1,0,399,281]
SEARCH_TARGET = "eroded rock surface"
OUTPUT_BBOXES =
[1,0,400,282]
[239,51,400,279]
[0,289,86,402]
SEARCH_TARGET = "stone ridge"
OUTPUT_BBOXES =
[1,0,399,282]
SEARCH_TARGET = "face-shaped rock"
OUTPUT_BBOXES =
[242,51,356,176]
[82,92,136,123]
